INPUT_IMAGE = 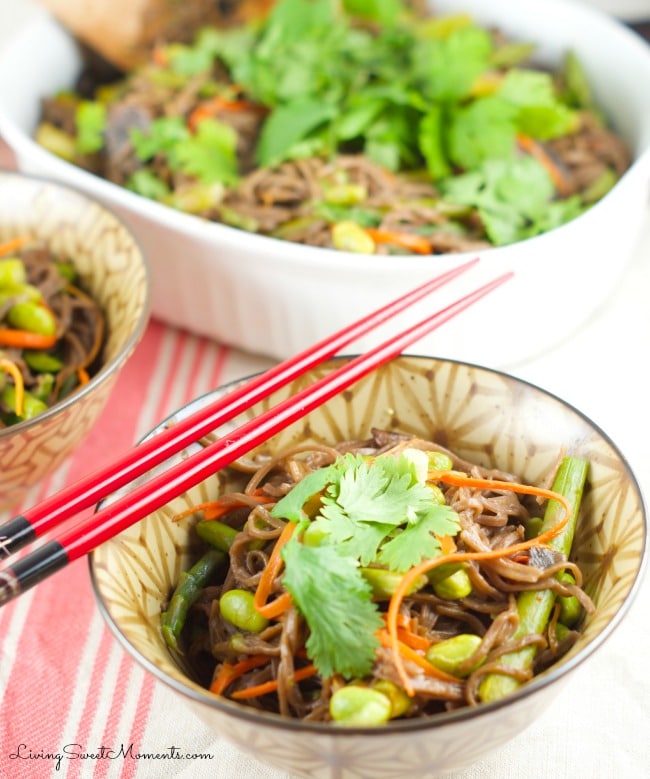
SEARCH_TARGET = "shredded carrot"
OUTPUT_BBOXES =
[253,520,296,618]
[387,471,573,695]
[188,96,266,132]
[204,492,274,520]
[0,358,25,417]
[395,626,431,652]
[172,490,274,522]
[436,534,457,555]
[0,328,58,350]
[0,235,31,257]
[209,654,270,696]
[231,664,318,700]
[517,134,572,197]
[77,367,90,386]
[364,228,431,255]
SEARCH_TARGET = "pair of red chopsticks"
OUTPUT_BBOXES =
[0,259,512,606]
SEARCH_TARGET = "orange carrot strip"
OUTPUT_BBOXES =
[387,474,572,695]
[0,235,31,256]
[365,228,431,255]
[231,664,318,700]
[0,329,58,350]
[188,96,266,131]
[77,367,90,386]
[0,358,25,417]
[253,520,296,619]
[517,134,572,196]
[396,626,431,652]
[436,534,457,555]
[210,654,270,696]
[204,493,274,520]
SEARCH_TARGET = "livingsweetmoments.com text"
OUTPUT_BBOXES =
[8,743,215,771]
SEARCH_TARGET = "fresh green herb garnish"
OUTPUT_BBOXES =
[271,450,460,678]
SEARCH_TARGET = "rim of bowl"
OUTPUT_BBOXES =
[89,355,648,735]
[0,167,151,440]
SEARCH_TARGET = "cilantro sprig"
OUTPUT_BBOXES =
[270,450,460,679]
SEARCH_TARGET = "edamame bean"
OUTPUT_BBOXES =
[1,385,48,419]
[219,589,269,633]
[372,680,410,718]
[0,259,27,287]
[360,567,427,600]
[331,221,375,254]
[7,301,57,336]
[428,563,472,600]
[425,633,483,677]
[23,351,63,373]
[0,283,43,309]
[427,451,453,471]
[329,685,392,725]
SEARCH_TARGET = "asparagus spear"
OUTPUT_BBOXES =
[479,456,589,703]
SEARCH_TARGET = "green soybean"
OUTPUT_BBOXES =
[219,589,269,633]
[0,258,27,287]
[23,351,64,373]
[0,283,43,309]
[425,633,483,677]
[427,451,453,471]
[1,385,48,420]
[329,685,392,725]
[427,562,472,600]
[372,680,410,718]
[360,567,427,600]
[331,221,375,254]
[7,301,57,336]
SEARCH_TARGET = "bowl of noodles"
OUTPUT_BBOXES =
[90,355,647,779]
[1,0,650,369]
[0,169,150,513]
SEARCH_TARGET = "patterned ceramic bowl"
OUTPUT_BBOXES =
[0,169,150,513]
[91,356,646,779]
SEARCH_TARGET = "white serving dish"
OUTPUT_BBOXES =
[1,0,650,368]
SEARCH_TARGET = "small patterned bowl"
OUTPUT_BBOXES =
[0,169,150,513]
[91,356,647,779]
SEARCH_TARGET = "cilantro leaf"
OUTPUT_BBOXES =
[270,465,335,522]
[281,540,383,678]
[130,116,188,161]
[256,98,338,167]
[125,169,170,200]
[448,95,518,169]
[169,119,240,185]
[378,504,459,571]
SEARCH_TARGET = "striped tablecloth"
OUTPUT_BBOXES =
[1,138,650,779]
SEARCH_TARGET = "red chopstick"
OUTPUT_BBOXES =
[0,269,512,606]
[0,259,478,558]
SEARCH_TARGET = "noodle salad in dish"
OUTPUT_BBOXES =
[35,0,631,256]
[161,428,592,724]
[0,236,105,428]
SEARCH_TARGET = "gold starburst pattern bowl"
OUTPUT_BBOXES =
[0,170,150,513]
[90,355,646,778]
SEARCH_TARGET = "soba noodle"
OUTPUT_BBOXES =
[164,428,593,722]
